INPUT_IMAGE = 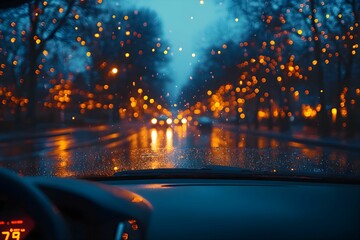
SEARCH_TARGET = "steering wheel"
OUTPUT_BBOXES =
[0,168,70,240]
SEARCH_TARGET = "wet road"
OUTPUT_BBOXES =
[0,123,359,177]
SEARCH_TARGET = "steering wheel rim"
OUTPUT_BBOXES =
[0,168,70,240]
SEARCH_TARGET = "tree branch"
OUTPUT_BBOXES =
[42,0,76,44]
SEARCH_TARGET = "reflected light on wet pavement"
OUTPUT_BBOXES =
[51,135,74,177]
[0,124,359,177]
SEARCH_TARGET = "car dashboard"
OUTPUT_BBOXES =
[1,176,360,240]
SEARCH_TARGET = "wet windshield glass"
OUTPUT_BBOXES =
[0,0,359,178]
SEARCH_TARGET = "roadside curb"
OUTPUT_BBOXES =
[220,124,360,152]
[0,124,110,143]
[0,132,71,143]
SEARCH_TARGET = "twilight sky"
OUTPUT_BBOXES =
[125,0,231,103]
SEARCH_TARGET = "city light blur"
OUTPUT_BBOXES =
[0,0,358,136]
[0,0,359,177]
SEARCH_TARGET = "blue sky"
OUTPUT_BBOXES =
[126,0,230,102]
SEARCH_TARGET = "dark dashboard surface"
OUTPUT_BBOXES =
[0,176,357,240]
[104,179,360,240]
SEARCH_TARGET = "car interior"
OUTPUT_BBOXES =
[1,168,360,240]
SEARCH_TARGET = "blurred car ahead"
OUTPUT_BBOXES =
[151,115,173,127]
[195,116,213,130]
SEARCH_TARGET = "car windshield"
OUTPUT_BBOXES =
[0,0,359,179]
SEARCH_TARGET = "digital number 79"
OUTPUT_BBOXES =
[1,231,20,240]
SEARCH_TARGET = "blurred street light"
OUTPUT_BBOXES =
[111,67,118,74]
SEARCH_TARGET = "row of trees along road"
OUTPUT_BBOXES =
[0,0,171,126]
[180,0,360,138]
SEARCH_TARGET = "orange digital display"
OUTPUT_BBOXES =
[0,217,34,240]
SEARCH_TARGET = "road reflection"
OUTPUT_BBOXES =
[51,135,74,177]
[150,129,158,150]
[0,124,359,177]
